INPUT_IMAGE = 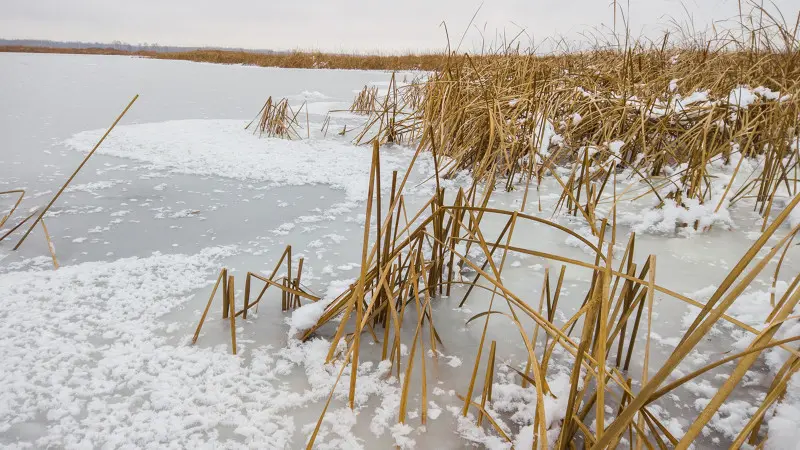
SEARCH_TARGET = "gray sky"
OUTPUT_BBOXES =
[1,0,796,52]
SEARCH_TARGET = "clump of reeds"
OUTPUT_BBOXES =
[349,85,379,114]
[429,51,796,191]
[191,6,800,449]
[335,5,799,231]
[192,245,316,355]
[350,73,424,146]
[195,138,798,449]
[246,96,303,139]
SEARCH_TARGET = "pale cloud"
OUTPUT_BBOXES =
[0,0,796,52]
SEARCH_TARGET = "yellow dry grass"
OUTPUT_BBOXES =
[186,6,800,448]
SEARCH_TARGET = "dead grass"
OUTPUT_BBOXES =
[9,6,793,449]
[0,45,158,57]
[245,96,303,139]
[190,7,800,448]
[349,10,800,231]
[0,45,447,71]
[152,49,447,71]
[196,137,798,448]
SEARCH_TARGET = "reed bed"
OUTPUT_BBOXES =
[187,9,800,449]
[0,46,447,71]
[7,10,799,448]
[350,12,800,231]
[303,143,800,449]
[416,50,799,216]
[194,137,800,448]
[151,50,445,71]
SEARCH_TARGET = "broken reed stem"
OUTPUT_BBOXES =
[15,95,139,250]
[0,189,25,230]
[40,219,58,269]
[0,209,36,242]
[192,268,227,345]
[294,257,305,309]
[477,340,497,426]
[228,274,237,355]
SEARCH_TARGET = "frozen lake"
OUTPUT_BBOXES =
[1,53,798,449]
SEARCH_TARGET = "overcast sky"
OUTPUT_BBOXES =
[1,0,796,52]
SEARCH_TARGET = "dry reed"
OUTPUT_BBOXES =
[189,6,800,448]
[0,46,447,71]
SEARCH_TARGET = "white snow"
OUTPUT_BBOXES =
[0,246,424,448]
[64,120,415,205]
[618,195,733,236]
[288,278,355,335]
[768,373,800,450]
[728,86,758,109]
[608,140,625,156]
[0,247,244,447]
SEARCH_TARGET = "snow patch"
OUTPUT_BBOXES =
[64,120,416,205]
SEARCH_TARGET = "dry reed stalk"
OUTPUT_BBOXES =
[40,219,58,269]
[0,189,25,230]
[192,268,227,345]
[0,209,39,243]
[293,257,305,309]
[347,141,380,409]
[228,275,237,355]
[15,95,138,250]
[477,340,497,427]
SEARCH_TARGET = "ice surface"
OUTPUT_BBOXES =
[1,53,799,449]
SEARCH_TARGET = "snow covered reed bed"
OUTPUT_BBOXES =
[284,135,800,448]
[270,12,800,448]
[0,46,448,71]
[348,10,800,234]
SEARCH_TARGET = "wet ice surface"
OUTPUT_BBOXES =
[1,53,799,448]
